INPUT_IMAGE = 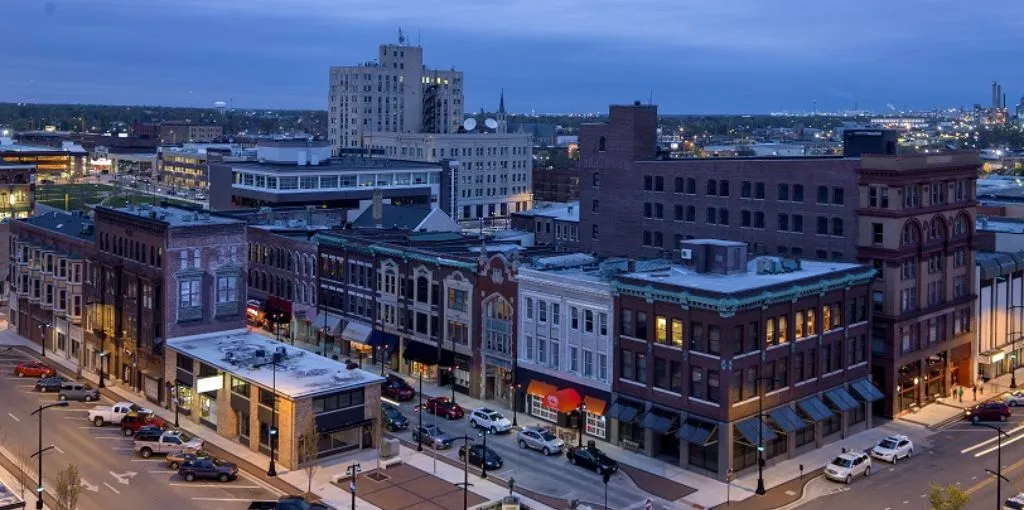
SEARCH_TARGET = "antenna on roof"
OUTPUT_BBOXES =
[398,27,406,45]
[648,90,654,105]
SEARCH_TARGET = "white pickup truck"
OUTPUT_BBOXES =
[88,402,152,427]
[134,430,204,458]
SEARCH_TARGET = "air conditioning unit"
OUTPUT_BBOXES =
[680,248,693,261]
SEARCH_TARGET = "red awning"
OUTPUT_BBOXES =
[545,388,582,414]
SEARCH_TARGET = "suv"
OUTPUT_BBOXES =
[121,413,168,436]
[516,426,564,455]
[424,397,464,420]
[178,458,238,482]
[58,383,99,402]
[825,451,872,484]
[966,401,1011,423]
[381,375,415,401]
[469,407,512,434]
[382,404,409,431]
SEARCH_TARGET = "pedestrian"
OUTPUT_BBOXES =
[973,385,977,401]
[979,381,984,395]
[951,385,957,399]
[958,386,964,403]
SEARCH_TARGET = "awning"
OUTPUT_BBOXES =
[402,341,439,365]
[797,397,834,422]
[546,388,582,414]
[676,417,717,445]
[313,312,343,333]
[341,321,372,345]
[584,396,607,416]
[850,379,885,403]
[640,412,676,435]
[606,401,641,424]
[735,417,777,445]
[526,380,557,398]
[367,330,400,350]
[768,406,807,433]
[824,387,861,412]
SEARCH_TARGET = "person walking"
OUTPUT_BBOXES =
[972,385,978,401]
[958,386,965,403]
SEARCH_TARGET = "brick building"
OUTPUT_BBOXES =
[609,240,877,480]
[8,211,92,369]
[579,103,980,417]
[246,224,320,346]
[510,201,581,252]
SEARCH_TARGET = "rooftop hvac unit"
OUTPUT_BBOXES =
[680,248,693,261]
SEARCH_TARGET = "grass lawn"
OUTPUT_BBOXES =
[103,193,197,209]
[36,183,115,211]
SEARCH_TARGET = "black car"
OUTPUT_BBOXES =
[458,444,503,470]
[566,445,618,475]
[248,496,331,510]
[134,425,165,441]
[382,404,409,431]
[34,376,64,392]
[178,458,238,482]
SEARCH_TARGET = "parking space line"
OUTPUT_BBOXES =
[238,470,286,496]
[103,482,120,494]
[191,498,247,502]
[148,470,176,474]
[7,413,19,422]
[111,447,133,451]
[92,437,128,441]
[129,459,163,463]
[167,483,260,489]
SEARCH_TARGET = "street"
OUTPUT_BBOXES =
[0,348,281,510]
[803,405,1024,510]
[383,391,671,510]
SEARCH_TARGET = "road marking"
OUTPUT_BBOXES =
[191,498,248,502]
[961,423,1024,453]
[109,471,137,485]
[92,437,128,441]
[965,455,1024,496]
[168,483,260,489]
[53,445,64,454]
[103,482,120,494]
[80,479,99,492]
[129,459,163,462]
[148,470,176,474]
[974,431,1024,457]
[238,470,286,496]
[15,384,36,389]
[7,413,19,422]
[111,447,133,451]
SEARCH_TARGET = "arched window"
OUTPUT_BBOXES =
[953,214,969,238]
[598,136,606,152]
[308,255,316,276]
[416,275,430,303]
[309,284,316,306]
[901,222,920,246]
[928,216,946,241]
[486,298,513,321]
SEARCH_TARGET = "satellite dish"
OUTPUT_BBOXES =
[463,118,477,131]
[484,118,498,130]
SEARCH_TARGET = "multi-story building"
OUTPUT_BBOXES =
[157,122,224,144]
[608,239,877,480]
[8,211,92,368]
[85,205,248,404]
[532,162,581,203]
[510,201,581,252]
[0,140,86,182]
[328,37,463,153]
[208,140,444,212]
[246,224,320,346]
[316,228,525,400]
[517,254,616,445]
[579,103,980,417]
[363,96,533,219]
[975,251,1024,381]
[0,162,36,219]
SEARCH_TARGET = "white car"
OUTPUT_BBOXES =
[870,435,913,463]
[825,452,872,484]
[1005,391,1024,407]
[469,407,513,433]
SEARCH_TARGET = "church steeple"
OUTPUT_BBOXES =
[496,89,507,133]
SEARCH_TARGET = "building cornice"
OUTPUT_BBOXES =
[316,235,477,270]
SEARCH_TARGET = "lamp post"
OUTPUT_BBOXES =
[511,383,521,427]
[753,376,779,496]
[977,422,1009,508]
[37,324,47,358]
[255,352,283,476]
[602,471,611,510]
[577,402,588,448]
[456,434,476,510]
[346,463,361,510]
[479,429,493,479]
[32,401,69,509]
[98,350,106,389]
[172,385,180,427]
[417,368,424,452]
[378,346,387,376]
[450,365,458,405]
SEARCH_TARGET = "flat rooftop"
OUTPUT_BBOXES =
[166,330,384,399]
[978,216,1024,235]
[106,204,243,227]
[223,157,440,174]
[514,201,580,222]
[22,211,95,241]
[621,257,868,294]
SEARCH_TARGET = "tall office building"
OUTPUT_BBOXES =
[328,33,464,154]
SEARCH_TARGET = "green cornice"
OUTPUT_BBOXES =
[315,234,477,270]
[610,269,877,318]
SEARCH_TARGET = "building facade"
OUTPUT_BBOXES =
[158,148,212,193]
[0,162,36,220]
[8,211,92,369]
[85,206,248,405]
[510,202,581,252]
[246,225,320,346]
[328,38,463,153]
[0,143,86,182]
[158,122,224,144]
[975,251,1024,381]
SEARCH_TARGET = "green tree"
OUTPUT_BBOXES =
[929,483,969,510]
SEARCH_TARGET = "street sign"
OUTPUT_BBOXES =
[726,468,733,482]
[644,498,652,510]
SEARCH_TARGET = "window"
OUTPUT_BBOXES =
[644,176,653,190]
[832,218,844,237]
[817,185,828,204]
[686,178,696,194]
[570,307,579,329]
[706,207,716,224]
[584,310,594,333]
[655,316,668,344]
[754,212,765,229]
[707,179,717,196]
[538,300,547,322]
[570,346,579,372]
[178,280,200,308]
[872,223,884,244]
[691,322,705,352]
[719,180,730,197]
[778,214,789,231]
[778,183,789,201]
[793,184,804,202]
[690,367,705,400]
[655,176,664,191]
[832,187,844,205]
[674,177,684,193]
[552,303,560,325]
[816,216,828,235]
[792,214,803,232]
[708,326,721,355]
[620,309,633,336]
[671,319,683,347]
[620,349,635,380]
[216,275,238,303]
[636,312,648,339]
[526,297,534,319]
[869,186,889,208]
[741,181,752,198]
[583,350,593,377]
[592,199,599,213]
[741,210,751,227]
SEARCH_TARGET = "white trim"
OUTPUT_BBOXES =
[653,387,682,397]
[688,396,721,408]
[794,377,818,388]
[731,396,759,408]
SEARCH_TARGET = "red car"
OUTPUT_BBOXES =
[424,397,464,420]
[120,413,169,436]
[382,375,415,401]
[965,401,1011,423]
[14,362,56,378]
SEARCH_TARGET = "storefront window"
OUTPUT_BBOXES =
[585,412,606,439]
[316,428,360,457]
[687,439,718,473]
[175,384,193,414]
[529,394,557,422]
[199,394,217,427]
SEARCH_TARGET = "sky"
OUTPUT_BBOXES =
[2,0,1022,114]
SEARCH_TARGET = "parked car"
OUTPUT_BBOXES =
[178,458,238,482]
[516,426,564,456]
[195,193,206,200]
[14,362,55,378]
[381,375,416,401]
[133,425,166,441]
[121,413,168,436]
[566,444,618,475]
[34,376,65,393]
[825,452,872,484]
[424,397,464,420]
[134,430,203,458]
[870,434,914,463]
[166,449,212,470]
[58,383,99,402]
[1005,391,1024,407]
[469,407,512,434]
[411,425,456,449]
[89,402,152,427]
[458,444,503,470]
[966,401,1012,423]
[247,496,331,510]
[381,404,409,432]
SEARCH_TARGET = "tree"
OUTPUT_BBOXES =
[55,463,82,510]
[929,483,969,510]
[298,412,322,500]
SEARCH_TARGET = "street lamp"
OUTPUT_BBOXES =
[172,385,180,427]
[417,367,424,452]
[37,324,46,358]
[98,351,107,388]
[511,383,521,427]
[977,422,1009,508]
[456,434,476,510]
[450,365,458,405]
[479,429,492,479]
[255,352,283,476]
[31,401,69,509]
[753,376,780,496]
[346,463,361,510]
[577,403,588,448]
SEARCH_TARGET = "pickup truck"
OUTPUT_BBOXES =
[88,402,152,427]
[133,430,204,458]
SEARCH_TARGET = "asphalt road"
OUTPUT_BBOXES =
[801,404,1024,510]
[0,348,281,510]
[383,392,670,510]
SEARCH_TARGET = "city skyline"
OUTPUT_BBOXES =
[2,0,1023,114]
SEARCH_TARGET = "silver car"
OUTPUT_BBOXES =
[59,383,99,402]
[1005,391,1024,407]
[516,426,564,456]
[411,425,456,449]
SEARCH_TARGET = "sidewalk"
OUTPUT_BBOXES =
[0,329,553,510]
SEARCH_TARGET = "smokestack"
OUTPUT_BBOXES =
[993,82,999,110]
[372,188,383,228]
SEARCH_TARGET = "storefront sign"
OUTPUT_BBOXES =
[991,352,1006,363]
[196,374,224,394]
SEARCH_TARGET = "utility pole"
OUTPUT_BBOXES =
[978,423,1009,509]
[455,434,476,510]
